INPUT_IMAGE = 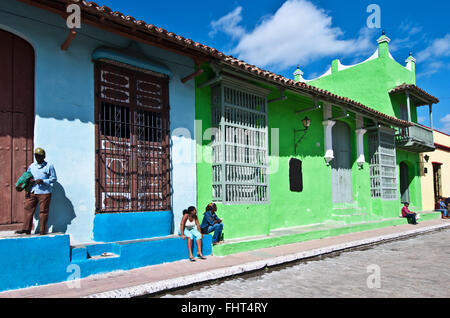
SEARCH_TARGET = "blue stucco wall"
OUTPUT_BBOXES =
[0,1,197,244]
[0,233,212,292]
[93,211,174,242]
[0,235,71,291]
[72,235,213,278]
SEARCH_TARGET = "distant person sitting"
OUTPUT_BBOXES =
[438,197,450,219]
[201,203,224,246]
[180,206,207,262]
[402,202,418,225]
[444,196,450,212]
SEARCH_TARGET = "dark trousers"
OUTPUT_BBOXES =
[405,213,417,224]
[22,193,52,234]
[202,223,223,243]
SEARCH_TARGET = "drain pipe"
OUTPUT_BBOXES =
[197,63,222,88]
[181,60,208,84]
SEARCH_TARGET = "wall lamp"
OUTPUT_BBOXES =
[294,117,311,155]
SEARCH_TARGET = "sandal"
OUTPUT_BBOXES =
[197,254,207,260]
[189,257,196,262]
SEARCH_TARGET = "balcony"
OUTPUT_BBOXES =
[396,123,435,153]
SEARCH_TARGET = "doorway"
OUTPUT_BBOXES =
[0,30,35,230]
[433,163,442,206]
[331,121,353,203]
[399,162,410,204]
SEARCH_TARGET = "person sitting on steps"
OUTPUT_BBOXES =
[402,202,418,225]
[438,197,450,219]
[201,203,224,246]
[180,206,207,262]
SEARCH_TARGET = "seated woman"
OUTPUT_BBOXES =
[200,203,224,246]
[180,206,207,262]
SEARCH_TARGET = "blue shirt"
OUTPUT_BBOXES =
[27,161,57,194]
[200,211,220,230]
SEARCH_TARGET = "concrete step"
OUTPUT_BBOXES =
[212,212,443,256]
[69,234,213,279]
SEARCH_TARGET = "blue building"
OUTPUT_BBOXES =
[0,0,212,292]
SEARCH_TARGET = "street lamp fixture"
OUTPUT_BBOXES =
[302,117,311,130]
[294,117,312,155]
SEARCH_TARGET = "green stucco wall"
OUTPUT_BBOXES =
[309,41,423,213]
[195,58,416,243]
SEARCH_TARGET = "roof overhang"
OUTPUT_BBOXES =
[17,0,412,129]
[389,84,440,106]
[214,61,412,128]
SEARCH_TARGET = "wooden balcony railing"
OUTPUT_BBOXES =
[395,123,435,152]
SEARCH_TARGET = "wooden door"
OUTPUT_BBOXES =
[433,163,442,205]
[0,30,35,230]
[400,162,410,204]
[331,121,353,203]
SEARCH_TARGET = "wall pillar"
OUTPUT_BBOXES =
[429,104,434,130]
[355,115,367,168]
[323,103,335,165]
[406,92,412,122]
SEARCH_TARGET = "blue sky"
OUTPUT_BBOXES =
[97,0,450,132]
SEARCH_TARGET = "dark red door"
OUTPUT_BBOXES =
[0,30,35,230]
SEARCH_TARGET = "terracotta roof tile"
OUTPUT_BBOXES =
[389,84,439,105]
[50,0,415,127]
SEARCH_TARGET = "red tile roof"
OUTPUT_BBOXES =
[24,0,413,127]
[389,84,440,106]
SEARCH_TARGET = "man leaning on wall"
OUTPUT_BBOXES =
[15,148,57,235]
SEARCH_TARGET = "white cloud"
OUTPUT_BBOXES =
[416,61,449,79]
[416,34,450,62]
[399,21,423,36]
[209,0,375,71]
[418,116,427,124]
[209,6,246,40]
[414,34,450,78]
[439,114,450,134]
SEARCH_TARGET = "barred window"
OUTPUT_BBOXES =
[95,61,170,213]
[369,127,398,200]
[211,77,269,204]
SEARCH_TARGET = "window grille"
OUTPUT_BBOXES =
[95,61,170,213]
[211,77,269,204]
[369,127,398,200]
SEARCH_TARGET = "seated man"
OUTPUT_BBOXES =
[200,203,224,246]
[438,197,450,219]
[402,202,418,225]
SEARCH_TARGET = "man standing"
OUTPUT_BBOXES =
[15,148,57,235]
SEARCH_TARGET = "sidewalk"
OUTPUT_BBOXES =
[1,218,449,298]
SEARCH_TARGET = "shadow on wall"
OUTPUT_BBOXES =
[34,182,76,234]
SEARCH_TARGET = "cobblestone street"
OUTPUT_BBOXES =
[161,229,450,298]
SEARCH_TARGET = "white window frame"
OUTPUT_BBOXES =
[211,76,270,205]
[369,126,398,200]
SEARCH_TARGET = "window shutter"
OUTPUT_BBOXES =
[289,158,303,192]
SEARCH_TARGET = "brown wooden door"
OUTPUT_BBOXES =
[0,29,35,230]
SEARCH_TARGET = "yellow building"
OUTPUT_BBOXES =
[421,129,450,211]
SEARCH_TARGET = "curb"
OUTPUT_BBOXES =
[85,223,450,298]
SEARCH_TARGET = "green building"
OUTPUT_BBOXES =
[195,33,441,256]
